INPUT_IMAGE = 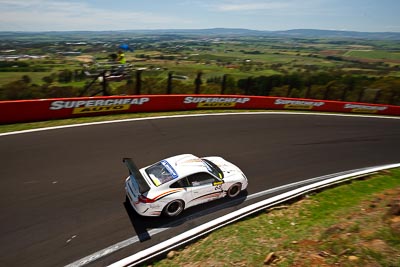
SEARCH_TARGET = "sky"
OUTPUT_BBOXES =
[1,0,399,32]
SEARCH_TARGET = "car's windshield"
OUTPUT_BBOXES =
[202,159,224,179]
[145,160,178,186]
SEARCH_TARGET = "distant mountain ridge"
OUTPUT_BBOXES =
[274,29,400,40]
[154,28,400,40]
[1,28,400,40]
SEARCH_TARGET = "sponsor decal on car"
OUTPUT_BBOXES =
[161,160,179,179]
[153,189,184,201]
[49,98,150,114]
[190,192,223,203]
[183,96,250,108]
[343,104,387,113]
[274,99,325,110]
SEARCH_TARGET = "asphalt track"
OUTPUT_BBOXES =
[1,112,400,267]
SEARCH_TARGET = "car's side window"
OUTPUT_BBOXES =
[170,177,190,188]
[187,172,217,187]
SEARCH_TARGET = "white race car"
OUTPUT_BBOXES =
[124,154,248,217]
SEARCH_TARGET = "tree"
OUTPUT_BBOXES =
[285,73,303,97]
[237,77,255,95]
[369,77,400,104]
[340,75,356,101]
[42,75,54,84]
[194,72,203,94]
[45,85,79,98]
[58,69,73,83]
[21,75,31,84]
[0,80,34,100]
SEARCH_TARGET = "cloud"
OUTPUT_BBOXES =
[0,0,188,31]
[215,1,290,12]
[210,0,331,14]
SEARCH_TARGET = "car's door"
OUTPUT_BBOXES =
[186,172,224,206]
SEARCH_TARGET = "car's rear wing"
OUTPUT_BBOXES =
[123,158,151,194]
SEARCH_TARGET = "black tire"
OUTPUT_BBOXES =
[227,183,241,198]
[163,200,185,217]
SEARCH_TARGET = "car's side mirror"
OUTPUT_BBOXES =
[213,181,223,186]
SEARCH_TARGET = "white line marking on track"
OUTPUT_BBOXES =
[1,111,399,137]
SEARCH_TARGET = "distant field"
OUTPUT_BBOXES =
[134,58,281,81]
[0,71,87,87]
[0,58,84,86]
[0,72,49,85]
[2,34,400,95]
[344,50,400,61]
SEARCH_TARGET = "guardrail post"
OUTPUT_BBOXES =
[135,70,142,95]
[221,74,227,94]
[373,89,381,104]
[305,84,311,99]
[341,87,348,101]
[167,71,173,94]
[194,71,202,94]
[101,71,109,96]
[390,91,398,105]
[358,88,366,102]
[286,87,292,97]
[324,83,333,100]
[245,77,252,95]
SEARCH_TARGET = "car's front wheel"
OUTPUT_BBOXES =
[227,183,241,198]
[163,200,185,217]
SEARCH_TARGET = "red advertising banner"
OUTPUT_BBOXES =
[0,95,399,124]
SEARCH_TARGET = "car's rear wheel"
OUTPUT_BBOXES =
[227,183,241,198]
[163,200,185,217]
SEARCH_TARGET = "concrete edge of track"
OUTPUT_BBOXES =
[1,111,400,137]
[107,163,400,267]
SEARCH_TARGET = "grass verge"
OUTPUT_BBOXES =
[151,169,400,267]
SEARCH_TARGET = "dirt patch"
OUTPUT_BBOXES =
[320,50,344,56]
[282,187,400,267]
[74,55,94,63]
[361,239,392,253]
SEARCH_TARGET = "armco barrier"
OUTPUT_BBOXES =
[1,94,400,124]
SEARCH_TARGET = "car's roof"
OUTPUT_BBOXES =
[162,154,209,180]
[141,154,217,188]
